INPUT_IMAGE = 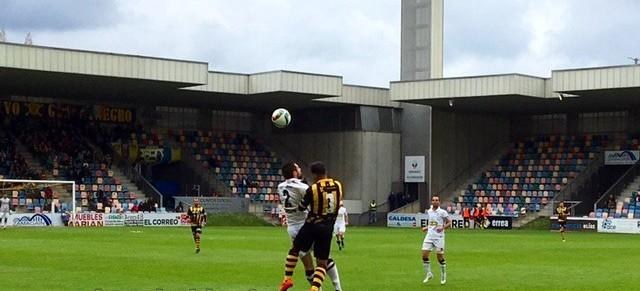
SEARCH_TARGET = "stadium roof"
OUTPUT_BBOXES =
[390,65,640,114]
[0,42,399,110]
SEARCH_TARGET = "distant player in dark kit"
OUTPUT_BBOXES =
[556,201,569,242]
[279,161,343,291]
[188,198,207,253]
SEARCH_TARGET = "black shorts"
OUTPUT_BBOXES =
[558,221,566,228]
[191,225,203,235]
[293,222,334,260]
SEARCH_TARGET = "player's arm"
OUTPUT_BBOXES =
[345,209,349,225]
[202,210,207,225]
[298,187,312,211]
[443,216,452,229]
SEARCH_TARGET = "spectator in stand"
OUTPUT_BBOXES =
[607,194,616,210]
[131,203,139,213]
[388,191,396,211]
[462,207,471,228]
[472,205,480,229]
[44,186,53,201]
[175,202,184,212]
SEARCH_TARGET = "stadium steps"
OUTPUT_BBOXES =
[14,139,72,200]
[516,151,606,227]
[392,142,511,214]
[110,168,146,201]
[163,132,233,197]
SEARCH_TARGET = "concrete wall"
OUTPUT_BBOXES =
[271,131,402,212]
[400,103,431,210]
[430,110,510,197]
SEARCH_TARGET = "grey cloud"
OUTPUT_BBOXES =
[0,0,119,31]
[445,0,531,60]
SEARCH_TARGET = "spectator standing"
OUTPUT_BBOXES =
[369,200,378,224]
[462,207,471,228]
[388,191,396,211]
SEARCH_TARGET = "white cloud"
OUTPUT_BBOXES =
[2,0,639,86]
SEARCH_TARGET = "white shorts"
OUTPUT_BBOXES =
[287,222,304,240]
[334,222,346,234]
[0,210,9,219]
[422,237,445,254]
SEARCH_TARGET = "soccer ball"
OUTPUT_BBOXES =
[271,108,291,128]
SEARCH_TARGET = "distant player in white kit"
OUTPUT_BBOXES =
[421,195,451,285]
[334,201,348,251]
[1,194,12,229]
[278,161,343,290]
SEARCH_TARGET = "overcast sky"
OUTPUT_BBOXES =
[1,0,639,87]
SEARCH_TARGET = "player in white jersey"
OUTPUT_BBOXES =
[278,161,343,291]
[421,196,451,285]
[1,194,12,229]
[334,201,348,251]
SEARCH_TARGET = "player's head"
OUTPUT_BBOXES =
[193,197,200,207]
[282,161,302,179]
[431,196,440,207]
[309,161,327,180]
[559,201,564,207]
[431,196,440,208]
[339,200,344,207]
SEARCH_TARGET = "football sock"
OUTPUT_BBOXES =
[327,258,342,290]
[284,250,299,280]
[439,258,446,278]
[423,257,431,275]
[311,266,327,289]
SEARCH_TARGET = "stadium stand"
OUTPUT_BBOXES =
[595,135,640,219]
[455,135,607,216]
[2,118,147,213]
[169,129,282,203]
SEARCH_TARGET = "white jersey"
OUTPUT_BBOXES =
[0,197,10,211]
[277,178,309,225]
[425,207,449,240]
[335,206,347,225]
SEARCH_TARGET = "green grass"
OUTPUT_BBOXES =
[1,226,638,290]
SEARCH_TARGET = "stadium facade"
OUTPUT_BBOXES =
[2,37,640,223]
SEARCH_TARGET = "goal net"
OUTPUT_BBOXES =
[0,178,76,216]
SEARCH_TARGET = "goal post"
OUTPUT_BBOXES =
[0,178,77,216]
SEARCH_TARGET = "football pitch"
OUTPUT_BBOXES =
[1,226,638,291]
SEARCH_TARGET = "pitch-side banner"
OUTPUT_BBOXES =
[8,213,62,227]
[142,213,191,227]
[387,213,465,228]
[597,218,640,234]
[549,217,597,232]
[604,151,640,165]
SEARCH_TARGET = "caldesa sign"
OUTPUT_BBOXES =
[387,213,425,228]
[597,218,640,234]
[605,151,640,165]
[405,156,425,183]
[9,213,63,227]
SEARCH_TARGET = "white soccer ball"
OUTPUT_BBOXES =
[271,108,291,128]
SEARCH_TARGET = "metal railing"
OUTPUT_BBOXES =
[392,141,510,214]
[180,147,232,196]
[593,161,640,213]
[434,141,512,200]
[111,150,164,208]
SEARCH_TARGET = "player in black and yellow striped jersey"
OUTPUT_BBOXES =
[188,198,207,254]
[280,161,343,291]
[556,201,569,242]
